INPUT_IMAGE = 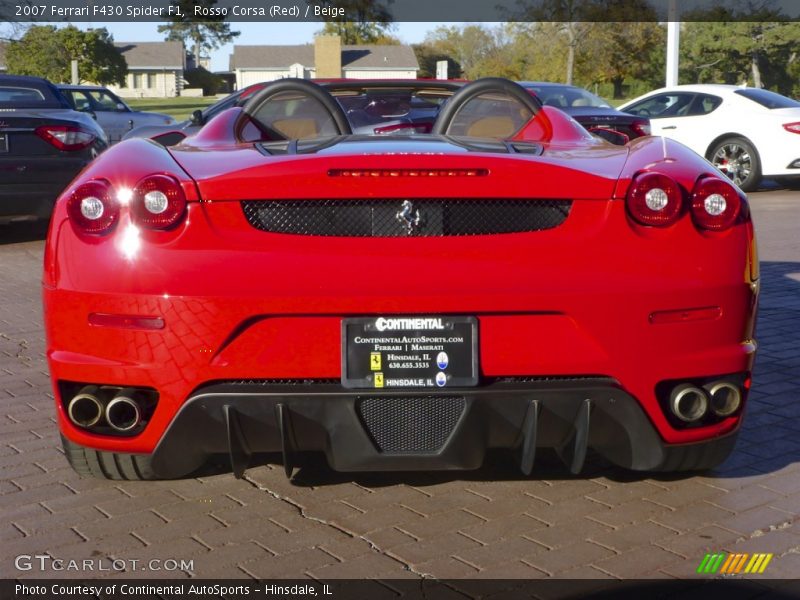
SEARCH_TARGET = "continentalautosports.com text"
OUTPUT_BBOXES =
[14,554,193,572]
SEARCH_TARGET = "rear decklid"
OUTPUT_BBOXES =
[169,136,631,202]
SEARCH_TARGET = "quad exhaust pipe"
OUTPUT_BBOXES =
[67,386,104,428]
[105,389,143,432]
[669,384,708,423]
[668,380,743,423]
[66,386,149,432]
[707,382,742,417]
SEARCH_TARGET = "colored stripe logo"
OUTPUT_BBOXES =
[697,553,773,574]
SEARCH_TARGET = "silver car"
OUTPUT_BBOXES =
[58,85,175,143]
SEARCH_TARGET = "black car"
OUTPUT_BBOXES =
[0,75,108,223]
[518,81,650,144]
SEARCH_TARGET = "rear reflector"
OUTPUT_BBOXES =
[35,125,96,151]
[328,169,489,178]
[88,313,165,330]
[649,306,722,325]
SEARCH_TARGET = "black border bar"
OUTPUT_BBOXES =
[1,0,799,23]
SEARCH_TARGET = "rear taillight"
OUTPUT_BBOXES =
[626,172,683,227]
[66,180,119,234]
[631,120,651,136]
[131,174,187,229]
[783,122,800,134]
[35,125,96,151]
[690,177,743,231]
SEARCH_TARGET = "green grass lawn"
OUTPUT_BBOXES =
[126,96,219,122]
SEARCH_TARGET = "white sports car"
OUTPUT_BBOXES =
[620,84,800,191]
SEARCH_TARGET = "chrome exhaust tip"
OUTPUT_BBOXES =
[708,382,742,417]
[670,384,708,423]
[105,390,142,432]
[67,386,104,428]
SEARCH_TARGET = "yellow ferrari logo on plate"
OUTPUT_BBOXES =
[370,352,381,371]
[374,372,384,388]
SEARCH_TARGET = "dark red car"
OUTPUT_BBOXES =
[519,81,651,144]
[43,78,758,480]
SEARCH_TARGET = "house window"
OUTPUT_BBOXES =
[145,73,154,89]
[133,73,142,88]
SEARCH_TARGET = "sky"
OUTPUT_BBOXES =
[70,22,444,72]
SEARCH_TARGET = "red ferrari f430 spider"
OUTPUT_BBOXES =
[42,78,759,480]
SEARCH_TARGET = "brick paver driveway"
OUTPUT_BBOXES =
[1,190,798,584]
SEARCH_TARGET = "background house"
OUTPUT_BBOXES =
[229,36,419,89]
[109,41,185,98]
[0,42,7,74]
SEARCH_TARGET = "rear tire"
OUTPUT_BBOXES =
[61,435,160,480]
[709,136,761,192]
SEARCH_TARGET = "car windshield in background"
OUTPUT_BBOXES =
[735,88,800,109]
[0,84,65,109]
[334,88,448,134]
[524,85,611,109]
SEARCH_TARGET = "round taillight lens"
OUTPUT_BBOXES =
[66,180,119,234]
[691,177,742,231]
[626,172,683,227]
[131,175,187,229]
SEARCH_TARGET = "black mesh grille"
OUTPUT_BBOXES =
[241,199,571,237]
[357,396,466,453]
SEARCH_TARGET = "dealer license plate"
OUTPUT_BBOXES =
[342,316,478,389]
[0,134,7,153]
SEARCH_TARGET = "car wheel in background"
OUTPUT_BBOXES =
[709,136,761,192]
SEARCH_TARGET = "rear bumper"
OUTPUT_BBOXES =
[0,183,71,220]
[147,379,740,478]
[0,157,89,219]
[44,199,759,461]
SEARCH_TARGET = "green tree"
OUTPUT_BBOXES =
[412,43,461,79]
[585,21,665,97]
[423,25,499,79]
[315,0,395,44]
[159,0,240,67]
[504,0,600,84]
[681,20,800,91]
[6,25,126,85]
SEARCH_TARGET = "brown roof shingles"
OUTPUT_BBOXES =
[114,41,184,69]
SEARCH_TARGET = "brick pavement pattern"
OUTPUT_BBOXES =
[1,192,798,587]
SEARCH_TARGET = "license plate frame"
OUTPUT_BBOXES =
[341,315,479,389]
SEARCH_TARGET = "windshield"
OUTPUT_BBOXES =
[734,88,800,110]
[334,89,446,134]
[521,84,612,109]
